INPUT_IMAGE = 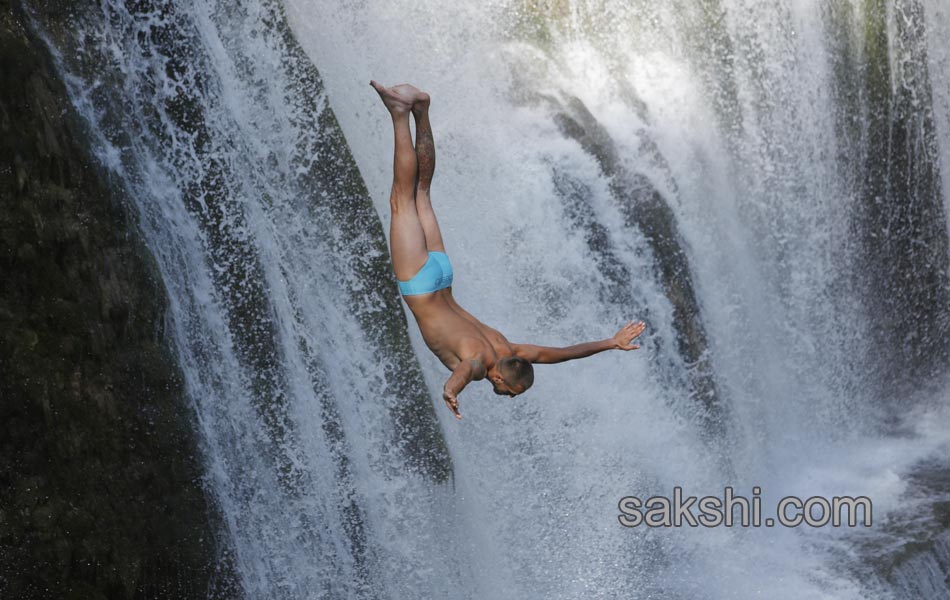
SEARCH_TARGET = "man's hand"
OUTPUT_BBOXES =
[443,388,462,420]
[442,357,484,420]
[612,320,646,350]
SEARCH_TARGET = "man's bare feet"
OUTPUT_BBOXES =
[370,80,429,116]
[411,90,430,118]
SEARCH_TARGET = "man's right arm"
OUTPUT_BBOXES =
[512,320,646,364]
[512,339,614,364]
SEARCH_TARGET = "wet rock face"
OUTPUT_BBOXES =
[0,3,238,598]
[548,94,727,439]
[851,0,950,400]
[849,460,950,596]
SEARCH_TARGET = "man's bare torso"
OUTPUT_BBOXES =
[403,289,512,371]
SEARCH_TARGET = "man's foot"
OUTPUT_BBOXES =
[411,89,430,118]
[370,80,428,116]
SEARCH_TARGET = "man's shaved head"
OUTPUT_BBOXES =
[498,356,534,392]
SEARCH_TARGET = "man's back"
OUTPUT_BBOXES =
[404,289,509,372]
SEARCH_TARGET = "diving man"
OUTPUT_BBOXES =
[370,80,646,419]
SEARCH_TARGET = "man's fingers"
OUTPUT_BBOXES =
[621,323,644,335]
[615,320,646,350]
[444,396,461,419]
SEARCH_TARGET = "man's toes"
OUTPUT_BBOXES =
[370,80,391,98]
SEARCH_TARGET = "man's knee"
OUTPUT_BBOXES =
[389,189,416,214]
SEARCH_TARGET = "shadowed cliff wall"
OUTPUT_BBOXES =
[0,2,239,597]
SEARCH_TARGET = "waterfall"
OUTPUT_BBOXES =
[30,0,457,597]
[31,0,950,597]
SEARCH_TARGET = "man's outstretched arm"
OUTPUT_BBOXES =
[512,320,646,364]
[442,357,487,420]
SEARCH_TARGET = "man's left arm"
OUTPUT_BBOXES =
[442,355,487,419]
[512,320,646,364]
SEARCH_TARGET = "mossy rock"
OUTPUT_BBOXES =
[0,2,238,598]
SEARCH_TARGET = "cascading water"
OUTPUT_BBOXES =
[29,0,950,598]
[29,0,458,597]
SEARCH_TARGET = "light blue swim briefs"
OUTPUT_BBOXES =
[397,251,454,296]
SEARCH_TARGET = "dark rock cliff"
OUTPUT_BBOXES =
[0,2,238,598]
[826,0,950,405]
[855,0,950,399]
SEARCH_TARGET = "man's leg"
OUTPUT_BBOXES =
[370,81,428,281]
[412,97,446,252]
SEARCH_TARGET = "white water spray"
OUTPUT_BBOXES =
[33,0,950,597]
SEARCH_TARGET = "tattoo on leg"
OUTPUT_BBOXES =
[414,114,436,191]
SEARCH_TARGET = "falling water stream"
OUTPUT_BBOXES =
[29,0,950,597]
